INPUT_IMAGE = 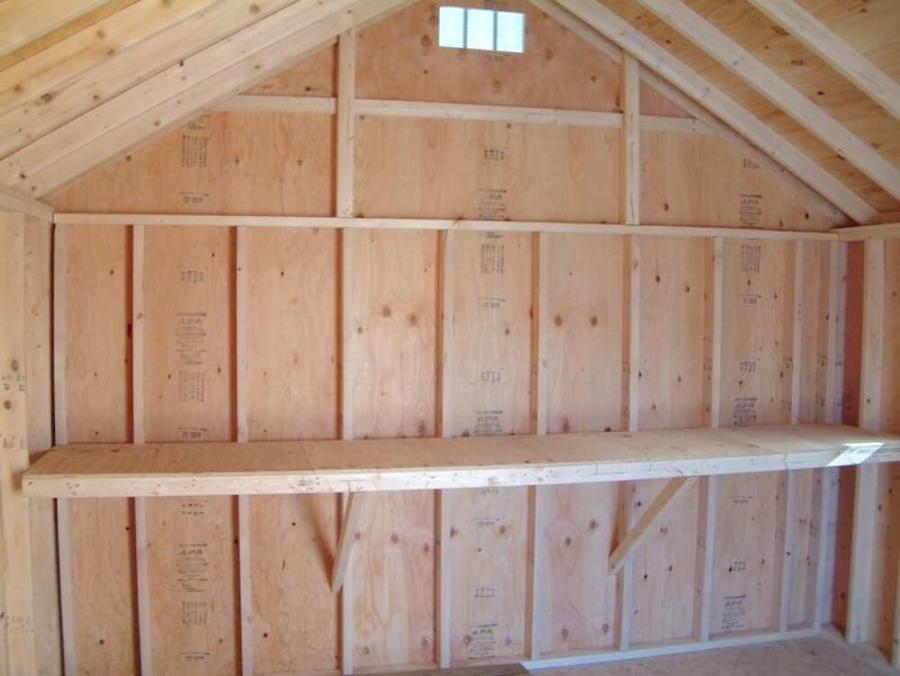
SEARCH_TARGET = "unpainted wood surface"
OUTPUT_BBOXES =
[23,216,61,675]
[356,0,621,111]
[142,226,237,674]
[641,132,838,232]
[631,236,710,645]
[713,239,794,636]
[867,240,900,655]
[30,11,870,671]
[246,226,340,673]
[355,116,621,223]
[443,230,532,664]
[602,0,900,213]
[0,213,37,674]
[348,229,437,669]
[25,424,900,498]
[50,112,335,215]
[64,224,139,674]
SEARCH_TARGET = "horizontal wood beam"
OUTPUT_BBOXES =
[215,94,337,115]
[746,0,900,121]
[213,94,714,135]
[23,424,900,498]
[835,222,900,241]
[332,492,365,593]
[525,626,819,670]
[356,97,620,127]
[633,0,900,200]
[555,0,875,224]
[52,212,838,240]
[609,476,697,575]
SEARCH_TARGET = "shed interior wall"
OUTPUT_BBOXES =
[5,2,896,674]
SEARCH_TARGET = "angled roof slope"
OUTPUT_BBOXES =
[0,0,897,225]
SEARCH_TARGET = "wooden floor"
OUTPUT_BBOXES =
[541,631,893,675]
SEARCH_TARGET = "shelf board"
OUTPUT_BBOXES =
[24,424,900,498]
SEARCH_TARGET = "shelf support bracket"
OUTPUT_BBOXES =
[609,476,697,575]
[332,492,366,593]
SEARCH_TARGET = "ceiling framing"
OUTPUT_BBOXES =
[0,0,897,225]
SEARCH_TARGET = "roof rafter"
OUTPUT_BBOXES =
[0,184,52,220]
[530,0,846,224]
[632,0,900,201]
[0,0,298,160]
[0,0,216,116]
[4,0,412,198]
[0,0,109,60]
[747,0,900,122]
[554,0,876,223]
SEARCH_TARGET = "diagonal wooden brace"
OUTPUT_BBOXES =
[332,492,366,593]
[609,476,698,575]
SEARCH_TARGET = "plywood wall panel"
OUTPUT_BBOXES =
[833,244,864,628]
[842,243,864,428]
[787,470,820,629]
[143,226,237,675]
[541,233,622,653]
[635,237,709,430]
[446,486,530,662]
[639,82,690,118]
[356,0,621,111]
[867,241,900,654]
[65,225,131,443]
[444,232,531,437]
[713,239,794,637]
[442,231,531,662]
[631,236,710,645]
[629,479,701,643]
[352,491,436,668]
[720,239,794,429]
[882,241,900,436]
[247,228,338,441]
[543,234,625,435]
[788,241,832,630]
[49,112,335,216]
[348,229,437,668]
[246,227,340,673]
[868,464,900,655]
[143,226,234,442]
[65,224,138,675]
[355,116,620,223]
[712,470,785,635]
[798,242,830,424]
[349,229,437,440]
[541,484,618,654]
[641,131,837,232]
[245,43,336,97]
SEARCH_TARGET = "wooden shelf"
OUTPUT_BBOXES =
[24,424,900,499]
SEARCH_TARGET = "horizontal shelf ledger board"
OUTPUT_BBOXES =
[24,424,900,498]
